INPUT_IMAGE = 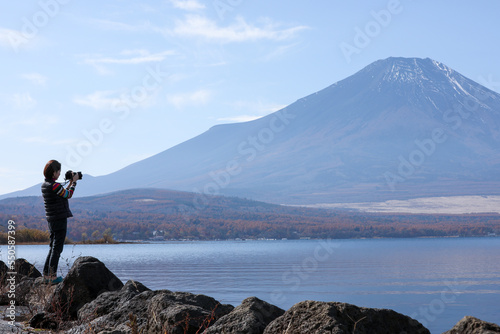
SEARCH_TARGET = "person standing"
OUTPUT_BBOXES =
[41,160,79,284]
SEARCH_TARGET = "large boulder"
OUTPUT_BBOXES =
[0,259,48,307]
[145,290,234,334]
[66,280,154,333]
[0,258,40,288]
[67,286,234,334]
[77,279,151,322]
[442,316,500,334]
[85,289,159,333]
[263,300,430,334]
[205,296,285,334]
[47,256,124,319]
[12,258,43,305]
[14,258,42,279]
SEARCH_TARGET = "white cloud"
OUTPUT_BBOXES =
[22,136,73,145]
[0,167,18,177]
[0,27,45,51]
[217,115,264,123]
[74,88,160,111]
[13,114,59,127]
[22,73,48,86]
[85,50,175,66]
[0,28,23,50]
[169,0,205,11]
[83,14,307,45]
[230,100,287,114]
[166,89,211,108]
[23,136,48,144]
[261,42,301,61]
[74,90,123,110]
[11,93,37,110]
[82,50,175,74]
[217,100,286,123]
[0,112,60,140]
[0,28,15,48]
[170,15,309,43]
[84,18,146,32]
[120,49,150,56]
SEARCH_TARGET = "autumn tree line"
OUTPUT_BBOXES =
[1,189,499,243]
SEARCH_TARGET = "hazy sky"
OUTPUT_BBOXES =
[1,0,500,195]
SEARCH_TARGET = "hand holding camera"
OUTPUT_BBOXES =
[65,170,83,183]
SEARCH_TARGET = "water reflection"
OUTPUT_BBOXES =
[2,237,499,333]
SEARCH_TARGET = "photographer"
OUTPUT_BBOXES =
[41,160,80,284]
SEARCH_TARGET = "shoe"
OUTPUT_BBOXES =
[51,276,63,284]
[42,276,63,285]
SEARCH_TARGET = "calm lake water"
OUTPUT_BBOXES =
[2,237,499,333]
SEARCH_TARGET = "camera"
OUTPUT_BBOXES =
[65,170,83,181]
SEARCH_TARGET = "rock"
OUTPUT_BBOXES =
[14,258,42,279]
[14,256,499,334]
[144,291,234,334]
[0,258,40,304]
[77,280,151,322]
[29,312,59,330]
[0,261,12,305]
[66,289,158,334]
[205,296,285,334]
[442,316,500,334]
[98,289,158,333]
[263,300,430,334]
[0,294,8,306]
[68,289,234,334]
[46,256,124,319]
[0,259,52,307]
[0,260,9,283]
[14,277,36,305]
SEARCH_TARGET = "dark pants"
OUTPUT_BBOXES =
[43,218,67,276]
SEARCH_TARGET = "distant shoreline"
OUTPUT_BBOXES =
[3,234,498,246]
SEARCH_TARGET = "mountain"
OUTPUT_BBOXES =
[4,57,500,204]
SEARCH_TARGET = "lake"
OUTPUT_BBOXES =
[2,237,499,333]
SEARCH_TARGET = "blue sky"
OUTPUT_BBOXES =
[1,0,500,195]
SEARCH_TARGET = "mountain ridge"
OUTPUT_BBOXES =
[3,57,500,204]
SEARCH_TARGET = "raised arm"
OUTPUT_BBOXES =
[52,172,78,199]
[52,181,75,199]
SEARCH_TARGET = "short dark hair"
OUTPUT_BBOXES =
[43,160,61,179]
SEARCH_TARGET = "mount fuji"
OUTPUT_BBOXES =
[5,57,500,204]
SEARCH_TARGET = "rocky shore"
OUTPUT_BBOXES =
[1,257,499,333]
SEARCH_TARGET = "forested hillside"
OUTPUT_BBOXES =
[1,189,499,242]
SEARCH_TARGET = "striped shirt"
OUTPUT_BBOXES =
[52,182,75,199]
